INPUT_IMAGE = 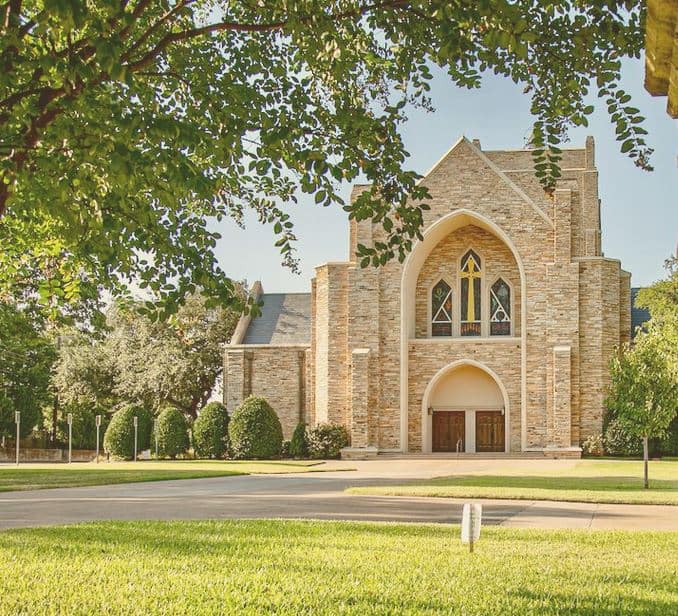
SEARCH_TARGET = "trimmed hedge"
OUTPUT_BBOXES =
[289,422,309,458]
[153,406,190,459]
[307,423,349,459]
[228,396,283,459]
[103,404,152,460]
[192,402,230,459]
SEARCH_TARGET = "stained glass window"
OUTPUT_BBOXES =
[490,278,511,336]
[431,280,452,337]
[460,249,481,336]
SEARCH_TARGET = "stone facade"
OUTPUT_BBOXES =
[225,136,631,455]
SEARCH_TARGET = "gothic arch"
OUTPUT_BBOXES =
[399,209,527,452]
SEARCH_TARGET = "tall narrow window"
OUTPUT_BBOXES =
[460,249,482,336]
[431,280,452,337]
[490,278,511,336]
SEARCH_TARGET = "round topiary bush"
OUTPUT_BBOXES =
[192,402,230,459]
[307,423,349,459]
[289,422,309,458]
[228,396,283,459]
[103,404,153,460]
[153,406,190,459]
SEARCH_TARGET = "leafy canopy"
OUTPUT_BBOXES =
[0,1,650,316]
[0,302,56,438]
[52,292,240,417]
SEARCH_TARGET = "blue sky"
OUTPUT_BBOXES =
[211,58,677,293]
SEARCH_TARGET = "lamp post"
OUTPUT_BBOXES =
[67,413,73,463]
[95,415,101,463]
[14,411,20,466]
[133,416,138,462]
[154,418,159,460]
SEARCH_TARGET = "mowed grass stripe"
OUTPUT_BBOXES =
[347,460,678,505]
[0,519,676,615]
[0,460,335,492]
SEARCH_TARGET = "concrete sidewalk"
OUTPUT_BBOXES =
[1,470,676,531]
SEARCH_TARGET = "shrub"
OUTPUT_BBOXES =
[153,407,190,459]
[192,401,230,459]
[103,404,153,460]
[655,416,678,456]
[307,423,349,459]
[289,422,309,458]
[57,402,109,449]
[581,434,604,457]
[604,419,643,457]
[228,396,283,459]
[281,440,291,458]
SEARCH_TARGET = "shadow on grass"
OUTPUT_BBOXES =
[2,521,676,615]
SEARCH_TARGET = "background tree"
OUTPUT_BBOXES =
[607,332,678,488]
[52,292,241,418]
[0,1,650,318]
[0,302,56,439]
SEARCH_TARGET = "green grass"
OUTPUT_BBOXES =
[0,520,675,615]
[0,459,341,492]
[347,460,678,505]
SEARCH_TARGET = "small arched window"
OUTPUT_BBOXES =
[431,280,452,337]
[460,249,482,336]
[490,278,511,336]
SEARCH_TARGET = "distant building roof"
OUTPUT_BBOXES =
[631,287,651,336]
[242,293,311,344]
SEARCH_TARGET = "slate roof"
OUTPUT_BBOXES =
[631,287,651,337]
[242,293,311,345]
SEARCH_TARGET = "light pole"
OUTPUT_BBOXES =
[67,413,73,464]
[154,418,159,459]
[14,411,20,466]
[95,415,101,463]
[133,416,138,462]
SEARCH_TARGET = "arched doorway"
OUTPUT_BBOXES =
[422,360,509,453]
[399,209,527,452]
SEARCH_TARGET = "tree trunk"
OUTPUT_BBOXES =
[643,436,649,489]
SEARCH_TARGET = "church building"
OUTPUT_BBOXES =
[225,136,632,457]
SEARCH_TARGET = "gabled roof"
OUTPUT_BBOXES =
[241,293,311,345]
[420,136,554,229]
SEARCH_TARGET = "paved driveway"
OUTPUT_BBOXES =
[1,460,677,531]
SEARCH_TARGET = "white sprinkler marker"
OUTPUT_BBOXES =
[461,503,482,553]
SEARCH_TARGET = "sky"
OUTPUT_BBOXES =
[210,58,677,294]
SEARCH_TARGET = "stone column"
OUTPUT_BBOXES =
[224,349,246,412]
[350,348,370,448]
[550,346,572,448]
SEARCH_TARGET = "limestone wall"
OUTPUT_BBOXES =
[224,345,309,438]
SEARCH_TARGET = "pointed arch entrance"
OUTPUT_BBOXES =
[421,360,509,453]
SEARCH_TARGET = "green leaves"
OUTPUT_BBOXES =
[0,1,651,315]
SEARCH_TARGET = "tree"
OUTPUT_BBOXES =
[0,2,651,317]
[0,302,56,439]
[51,292,240,418]
[607,333,678,488]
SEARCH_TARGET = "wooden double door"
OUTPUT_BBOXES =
[432,411,466,452]
[432,410,505,453]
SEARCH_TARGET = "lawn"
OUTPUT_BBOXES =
[347,460,678,505]
[0,460,339,492]
[0,519,675,615]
